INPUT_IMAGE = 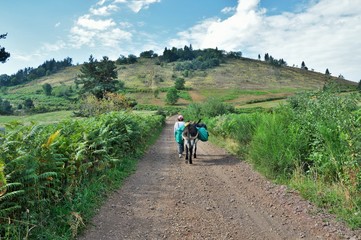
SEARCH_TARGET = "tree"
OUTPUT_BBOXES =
[127,54,137,64]
[76,55,123,99]
[0,99,13,114]
[357,80,361,92]
[0,33,10,63]
[116,55,127,65]
[301,61,308,70]
[165,88,179,105]
[174,77,185,90]
[24,98,34,109]
[42,83,52,96]
[325,68,331,76]
[264,53,269,61]
[140,50,156,58]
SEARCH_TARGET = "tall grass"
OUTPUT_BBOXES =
[206,89,361,228]
[247,111,307,179]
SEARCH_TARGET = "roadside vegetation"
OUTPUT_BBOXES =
[0,111,165,239]
[197,87,361,229]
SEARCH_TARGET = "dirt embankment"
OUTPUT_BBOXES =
[78,116,360,240]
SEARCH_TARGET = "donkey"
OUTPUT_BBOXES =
[182,120,200,164]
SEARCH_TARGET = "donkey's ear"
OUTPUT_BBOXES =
[197,119,201,124]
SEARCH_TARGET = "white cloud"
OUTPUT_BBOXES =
[98,28,132,47]
[168,0,361,81]
[96,0,108,6]
[169,0,264,50]
[42,41,67,52]
[119,21,133,28]
[221,6,236,14]
[113,0,160,13]
[68,11,134,50]
[13,52,43,62]
[76,15,116,30]
[90,4,118,16]
[69,25,98,48]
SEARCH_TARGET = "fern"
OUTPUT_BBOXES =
[0,189,25,202]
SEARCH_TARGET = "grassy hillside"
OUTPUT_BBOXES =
[117,57,356,107]
[1,57,357,109]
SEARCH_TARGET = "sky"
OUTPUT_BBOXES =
[0,0,360,82]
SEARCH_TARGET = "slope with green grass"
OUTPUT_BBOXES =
[0,56,357,110]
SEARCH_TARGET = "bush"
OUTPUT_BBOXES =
[165,88,179,105]
[75,93,136,117]
[184,98,235,120]
[0,112,165,238]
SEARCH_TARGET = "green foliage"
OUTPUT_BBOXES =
[162,45,223,64]
[248,111,307,179]
[0,112,165,238]
[153,89,160,98]
[263,53,287,67]
[207,113,258,144]
[207,89,361,228]
[42,83,52,96]
[0,33,10,63]
[139,50,157,58]
[116,54,138,65]
[174,77,185,90]
[184,98,235,120]
[0,58,72,87]
[23,98,34,110]
[76,55,123,99]
[178,91,192,101]
[165,88,179,105]
[75,93,136,117]
[325,68,331,75]
[0,98,13,115]
[52,84,73,97]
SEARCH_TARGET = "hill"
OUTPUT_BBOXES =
[2,56,357,109]
[115,57,357,107]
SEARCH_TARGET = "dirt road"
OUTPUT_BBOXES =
[78,116,360,240]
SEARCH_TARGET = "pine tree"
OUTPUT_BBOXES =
[264,53,269,61]
[76,55,123,99]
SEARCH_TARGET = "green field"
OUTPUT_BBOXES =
[0,110,75,127]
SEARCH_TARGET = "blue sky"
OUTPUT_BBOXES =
[0,0,360,82]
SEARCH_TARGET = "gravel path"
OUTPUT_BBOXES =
[78,116,360,240]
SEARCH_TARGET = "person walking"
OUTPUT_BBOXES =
[174,115,185,158]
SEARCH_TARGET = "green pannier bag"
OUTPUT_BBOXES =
[197,127,209,142]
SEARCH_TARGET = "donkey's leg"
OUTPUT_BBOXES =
[185,145,189,160]
[189,145,193,164]
[194,142,197,159]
